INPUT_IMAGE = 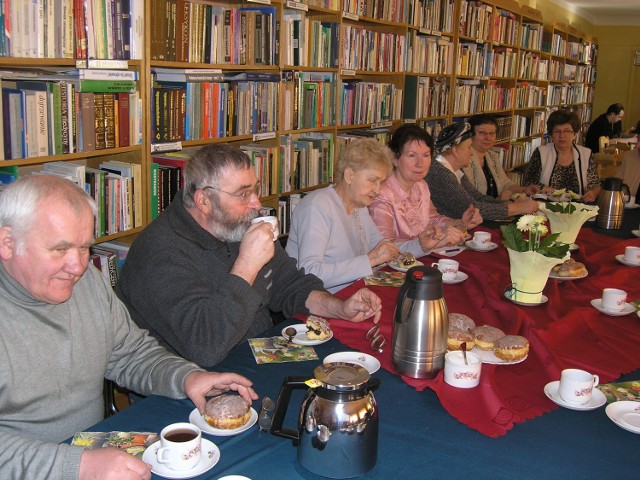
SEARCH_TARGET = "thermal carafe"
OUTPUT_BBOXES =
[392,266,448,378]
[596,177,625,229]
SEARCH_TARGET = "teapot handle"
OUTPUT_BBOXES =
[270,376,308,443]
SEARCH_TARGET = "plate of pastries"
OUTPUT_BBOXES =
[447,313,529,365]
[388,252,423,272]
[549,259,588,280]
[282,316,333,346]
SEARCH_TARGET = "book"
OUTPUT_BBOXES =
[247,337,318,364]
[71,431,158,458]
[69,79,136,93]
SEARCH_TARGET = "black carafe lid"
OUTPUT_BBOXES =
[405,266,443,301]
[602,177,622,191]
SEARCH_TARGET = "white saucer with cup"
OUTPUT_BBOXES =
[623,246,640,266]
[444,351,482,388]
[251,215,279,241]
[431,259,459,282]
[471,231,492,250]
[557,368,599,406]
[591,288,634,316]
[156,422,202,471]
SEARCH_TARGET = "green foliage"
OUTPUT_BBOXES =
[546,202,576,214]
[500,223,569,259]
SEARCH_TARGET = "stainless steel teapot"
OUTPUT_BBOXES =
[270,362,380,479]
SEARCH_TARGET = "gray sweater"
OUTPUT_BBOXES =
[426,159,509,220]
[0,263,201,480]
[115,194,324,367]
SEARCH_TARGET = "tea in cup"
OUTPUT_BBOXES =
[444,351,482,388]
[623,246,640,265]
[601,288,627,311]
[558,368,599,405]
[472,231,492,249]
[431,259,459,281]
[251,215,279,241]
[156,422,202,471]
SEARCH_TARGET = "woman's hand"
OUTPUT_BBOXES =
[460,205,482,230]
[582,187,601,203]
[367,240,400,267]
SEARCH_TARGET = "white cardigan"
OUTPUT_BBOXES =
[537,143,592,194]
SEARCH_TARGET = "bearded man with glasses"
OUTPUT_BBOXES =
[116,144,382,367]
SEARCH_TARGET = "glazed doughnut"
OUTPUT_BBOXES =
[552,259,587,277]
[203,394,251,429]
[493,335,530,361]
[447,327,475,351]
[448,313,476,332]
[306,315,331,340]
[472,325,505,350]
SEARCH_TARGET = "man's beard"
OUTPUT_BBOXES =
[207,205,259,242]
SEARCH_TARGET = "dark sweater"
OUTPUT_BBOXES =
[585,113,622,153]
[115,194,324,367]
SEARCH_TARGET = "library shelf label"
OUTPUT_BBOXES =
[341,69,356,76]
[286,0,308,11]
[342,12,358,21]
[372,121,393,129]
[253,132,277,141]
[151,142,183,154]
[75,60,129,70]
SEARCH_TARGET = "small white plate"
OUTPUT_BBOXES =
[142,438,220,479]
[470,347,527,365]
[323,351,381,374]
[281,324,333,346]
[549,270,589,281]
[465,240,498,252]
[388,260,424,272]
[504,290,548,306]
[544,381,606,411]
[606,401,640,434]
[616,254,640,267]
[632,230,640,238]
[430,247,465,257]
[590,299,636,316]
[625,202,640,209]
[443,271,469,285]
[189,408,257,436]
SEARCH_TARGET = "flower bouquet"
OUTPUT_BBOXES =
[538,202,599,245]
[501,214,570,304]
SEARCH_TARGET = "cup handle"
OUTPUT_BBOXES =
[156,447,170,464]
[431,262,439,268]
[593,375,599,388]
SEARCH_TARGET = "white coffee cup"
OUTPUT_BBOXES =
[558,368,599,405]
[601,288,627,311]
[624,246,640,265]
[156,422,202,471]
[251,215,279,241]
[444,351,482,388]
[431,259,459,281]
[472,231,492,249]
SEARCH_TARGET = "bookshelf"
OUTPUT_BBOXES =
[0,0,599,241]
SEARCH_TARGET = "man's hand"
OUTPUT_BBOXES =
[230,222,276,285]
[79,447,151,480]
[339,288,383,324]
[184,371,259,415]
[460,205,482,229]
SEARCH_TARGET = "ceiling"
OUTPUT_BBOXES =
[550,0,640,26]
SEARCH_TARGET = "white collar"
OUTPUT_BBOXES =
[437,155,465,182]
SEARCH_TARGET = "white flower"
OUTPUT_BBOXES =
[534,224,548,236]
[517,215,536,232]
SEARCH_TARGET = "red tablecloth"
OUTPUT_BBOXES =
[329,227,640,437]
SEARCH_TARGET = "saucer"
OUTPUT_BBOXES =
[442,271,468,284]
[616,254,640,267]
[465,240,498,252]
[632,230,640,238]
[504,290,548,306]
[549,269,588,281]
[544,381,607,411]
[590,299,635,316]
[142,438,220,479]
[189,408,257,436]
[388,260,424,272]
[606,401,640,434]
[323,351,381,374]
[282,324,333,346]
[625,202,640,209]
[430,247,464,257]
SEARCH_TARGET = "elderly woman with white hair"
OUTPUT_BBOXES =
[426,122,539,221]
[286,137,443,293]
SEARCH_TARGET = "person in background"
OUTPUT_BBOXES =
[426,122,539,221]
[585,103,625,153]
[369,124,480,252]
[0,175,258,480]
[286,138,443,293]
[523,109,601,202]
[464,114,540,200]
[616,120,640,202]
[116,144,382,366]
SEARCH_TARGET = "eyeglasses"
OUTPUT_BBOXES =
[475,130,497,137]
[552,129,575,136]
[366,325,386,353]
[203,183,262,203]
[258,396,275,432]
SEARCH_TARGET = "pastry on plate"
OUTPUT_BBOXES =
[306,315,331,340]
[552,259,587,277]
[448,313,476,332]
[493,335,530,361]
[204,394,251,429]
[447,327,475,351]
[472,325,505,350]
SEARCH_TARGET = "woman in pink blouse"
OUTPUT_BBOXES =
[369,124,482,251]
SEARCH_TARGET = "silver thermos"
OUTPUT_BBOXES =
[392,266,448,378]
[596,177,625,229]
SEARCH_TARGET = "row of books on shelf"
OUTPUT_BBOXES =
[280,12,339,69]
[406,32,453,76]
[0,0,144,60]
[495,135,543,173]
[0,73,141,160]
[90,240,131,287]
[341,26,407,73]
[280,71,336,131]
[339,81,403,126]
[150,1,276,65]
[403,76,450,120]
[407,0,455,33]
